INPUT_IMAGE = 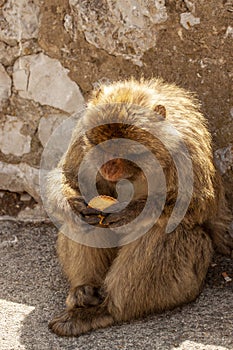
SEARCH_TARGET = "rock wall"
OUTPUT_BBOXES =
[0,0,232,217]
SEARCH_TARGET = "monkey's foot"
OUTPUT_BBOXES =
[49,306,114,337]
[212,231,233,257]
[66,285,105,310]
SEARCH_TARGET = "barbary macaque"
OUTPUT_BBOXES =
[47,79,233,336]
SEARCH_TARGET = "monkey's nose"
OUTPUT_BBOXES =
[100,159,124,182]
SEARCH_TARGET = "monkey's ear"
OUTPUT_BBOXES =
[154,105,166,119]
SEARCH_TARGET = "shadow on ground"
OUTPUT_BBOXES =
[0,221,232,350]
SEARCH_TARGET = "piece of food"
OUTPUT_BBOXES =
[88,196,118,226]
[88,195,118,211]
[222,271,232,283]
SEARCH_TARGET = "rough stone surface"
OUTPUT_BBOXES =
[13,53,85,113]
[180,12,200,30]
[0,116,31,156]
[38,113,69,147]
[0,161,40,201]
[0,40,42,66]
[19,193,32,202]
[230,107,233,119]
[0,63,11,108]
[214,145,233,175]
[0,0,40,45]
[0,0,232,212]
[17,204,48,221]
[224,25,233,39]
[183,0,196,13]
[0,42,19,66]
[69,0,168,65]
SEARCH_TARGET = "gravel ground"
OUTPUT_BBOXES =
[0,221,232,350]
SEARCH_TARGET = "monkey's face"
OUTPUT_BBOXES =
[84,123,150,183]
[80,102,170,187]
[99,158,139,182]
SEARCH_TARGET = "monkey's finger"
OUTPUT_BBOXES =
[68,197,87,212]
[103,201,129,213]
[103,213,122,225]
[83,215,101,225]
[82,207,101,216]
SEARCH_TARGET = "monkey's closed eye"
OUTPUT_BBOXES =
[126,151,151,161]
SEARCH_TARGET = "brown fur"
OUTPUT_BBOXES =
[47,79,233,336]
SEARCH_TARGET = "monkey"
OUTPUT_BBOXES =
[46,78,233,337]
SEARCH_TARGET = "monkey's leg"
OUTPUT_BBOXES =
[56,231,117,310]
[105,223,213,322]
[49,231,117,336]
[49,224,213,336]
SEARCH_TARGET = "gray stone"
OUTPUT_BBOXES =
[0,161,40,202]
[180,12,200,30]
[184,0,195,13]
[19,193,32,201]
[13,53,85,114]
[69,0,168,65]
[0,116,31,156]
[0,0,40,45]
[224,26,233,39]
[17,204,48,221]
[214,145,233,175]
[64,14,74,34]
[0,41,42,66]
[0,64,11,109]
[230,107,233,119]
[0,42,19,66]
[38,114,69,147]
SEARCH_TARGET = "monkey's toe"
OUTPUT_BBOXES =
[66,285,105,309]
[49,309,90,337]
[214,232,233,256]
[49,307,114,337]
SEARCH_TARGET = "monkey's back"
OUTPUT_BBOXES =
[88,78,231,244]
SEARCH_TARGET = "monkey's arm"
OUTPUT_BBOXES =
[47,167,102,225]
[103,198,147,227]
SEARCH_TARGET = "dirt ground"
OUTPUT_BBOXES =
[0,220,233,350]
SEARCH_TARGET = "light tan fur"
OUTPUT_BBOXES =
[47,79,233,337]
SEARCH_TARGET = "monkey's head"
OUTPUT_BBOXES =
[82,102,169,184]
[62,100,179,203]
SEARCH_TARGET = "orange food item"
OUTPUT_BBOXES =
[88,196,118,226]
[88,195,118,211]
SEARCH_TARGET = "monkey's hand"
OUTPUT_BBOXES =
[67,197,102,225]
[103,199,146,227]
